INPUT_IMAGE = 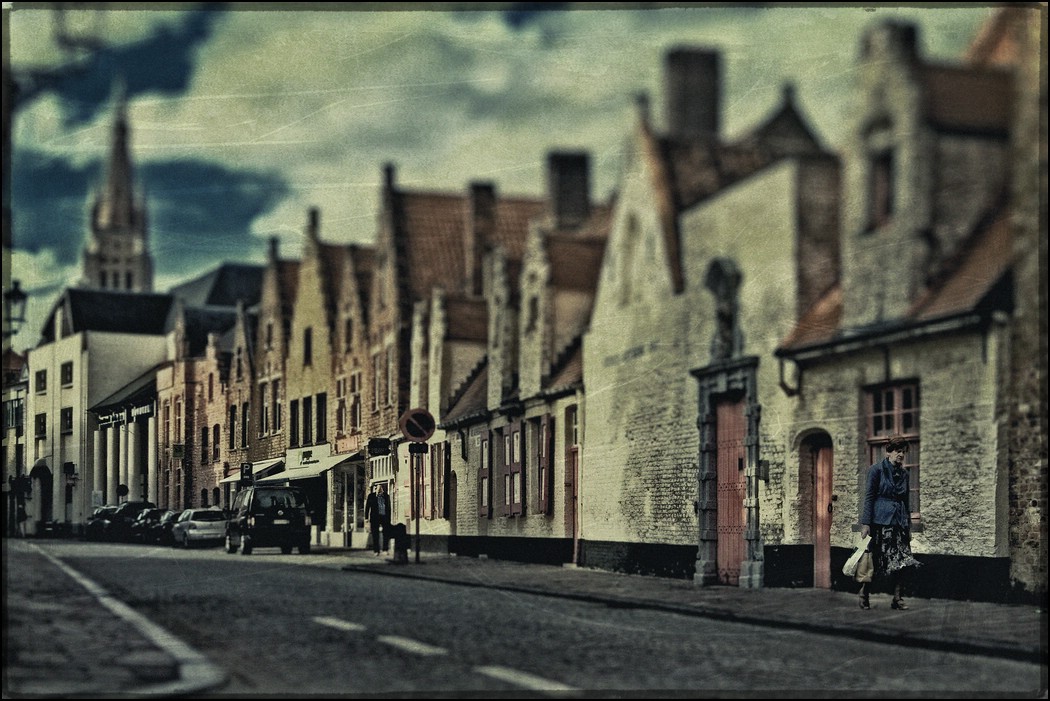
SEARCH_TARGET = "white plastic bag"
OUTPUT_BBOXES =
[842,535,872,577]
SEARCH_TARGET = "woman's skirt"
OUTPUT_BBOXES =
[872,524,922,576]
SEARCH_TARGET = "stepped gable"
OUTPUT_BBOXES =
[442,357,489,427]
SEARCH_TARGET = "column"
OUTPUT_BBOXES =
[147,414,158,506]
[106,426,118,505]
[119,422,129,495]
[93,427,105,508]
[127,420,141,501]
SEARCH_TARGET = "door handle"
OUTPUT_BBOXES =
[827,503,833,514]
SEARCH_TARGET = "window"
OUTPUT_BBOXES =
[372,353,381,411]
[272,380,281,432]
[344,317,353,353]
[236,349,243,381]
[478,434,491,518]
[3,398,24,432]
[316,393,327,443]
[229,405,237,449]
[260,382,269,435]
[866,382,921,517]
[126,271,133,290]
[241,402,249,448]
[208,374,214,403]
[163,401,171,443]
[201,488,209,507]
[265,322,273,350]
[302,396,313,445]
[35,413,46,438]
[61,362,74,386]
[175,398,182,439]
[201,427,209,464]
[61,407,74,435]
[386,347,395,406]
[868,149,894,230]
[350,371,362,430]
[35,370,46,393]
[303,327,313,367]
[290,400,300,447]
[213,424,220,461]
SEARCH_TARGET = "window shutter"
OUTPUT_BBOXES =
[478,432,491,518]
[509,420,524,516]
[538,414,553,515]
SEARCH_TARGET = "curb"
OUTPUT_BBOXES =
[340,562,1045,666]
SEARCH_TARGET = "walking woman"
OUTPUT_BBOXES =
[859,435,922,610]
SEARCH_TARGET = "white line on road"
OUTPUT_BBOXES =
[313,616,366,632]
[475,665,579,694]
[377,635,448,656]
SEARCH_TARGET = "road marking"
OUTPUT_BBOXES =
[313,616,366,632]
[377,635,447,656]
[475,665,579,694]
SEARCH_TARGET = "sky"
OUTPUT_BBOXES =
[5,2,997,352]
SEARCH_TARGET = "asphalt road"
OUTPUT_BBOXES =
[50,541,1043,697]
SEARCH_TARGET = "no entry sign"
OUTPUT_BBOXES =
[399,408,436,442]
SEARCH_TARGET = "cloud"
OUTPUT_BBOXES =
[13,4,229,126]
[142,159,290,277]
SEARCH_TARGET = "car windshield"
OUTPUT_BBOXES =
[192,511,226,522]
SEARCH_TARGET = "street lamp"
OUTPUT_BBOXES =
[3,280,28,339]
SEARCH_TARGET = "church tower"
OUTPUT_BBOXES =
[81,87,154,292]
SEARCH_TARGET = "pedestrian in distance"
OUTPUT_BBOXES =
[858,435,922,610]
[364,483,391,556]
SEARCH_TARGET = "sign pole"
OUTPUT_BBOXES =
[414,450,421,563]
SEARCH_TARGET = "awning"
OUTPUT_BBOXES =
[219,457,285,484]
[256,454,357,484]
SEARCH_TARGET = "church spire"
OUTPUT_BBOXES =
[82,81,154,292]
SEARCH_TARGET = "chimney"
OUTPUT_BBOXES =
[547,151,591,230]
[307,207,320,240]
[466,182,496,296]
[268,236,279,263]
[861,21,919,63]
[665,47,721,139]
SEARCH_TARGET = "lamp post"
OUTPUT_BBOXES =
[3,279,28,342]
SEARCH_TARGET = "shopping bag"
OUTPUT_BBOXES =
[854,550,874,583]
[842,535,872,577]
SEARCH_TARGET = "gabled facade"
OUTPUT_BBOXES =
[775,11,1044,602]
[28,289,172,533]
[583,45,838,585]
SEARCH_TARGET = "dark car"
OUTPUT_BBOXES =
[225,485,312,555]
[84,505,118,541]
[129,508,167,543]
[149,510,179,545]
[102,500,157,542]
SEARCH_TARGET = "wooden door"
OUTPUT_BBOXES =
[814,445,833,588]
[716,398,746,585]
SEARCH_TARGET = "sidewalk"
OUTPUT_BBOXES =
[2,538,225,698]
[337,547,1048,666]
[3,539,1045,698]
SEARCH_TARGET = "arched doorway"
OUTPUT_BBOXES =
[30,461,54,533]
[800,432,834,588]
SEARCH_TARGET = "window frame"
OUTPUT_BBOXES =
[865,381,921,518]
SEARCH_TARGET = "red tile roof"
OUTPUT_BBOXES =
[921,64,1013,134]
[442,358,489,426]
[444,296,488,342]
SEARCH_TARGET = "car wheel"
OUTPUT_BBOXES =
[225,534,238,554]
[298,543,311,555]
[280,544,292,554]
[241,536,253,555]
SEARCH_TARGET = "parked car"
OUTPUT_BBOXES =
[102,501,157,542]
[225,485,312,555]
[148,510,179,545]
[171,508,227,548]
[129,508,167,543]
[84,505,118,541]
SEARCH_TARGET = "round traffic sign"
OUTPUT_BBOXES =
[399,408,436,442]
